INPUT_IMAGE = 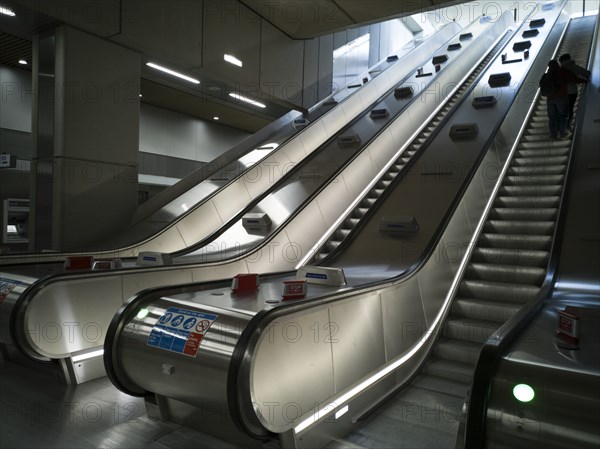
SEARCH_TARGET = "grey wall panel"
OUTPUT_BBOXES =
[113,0,204,69]
[259,21,304,105]
[368,23,381,67]
[318,34,334,98]
[0,129,32,159]
[0,65,32,133]
[138,152,204,179]
[302,39,320,108]
[202,0,261,89]
[140,103,197,160]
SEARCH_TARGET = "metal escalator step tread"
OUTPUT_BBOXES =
[465,262,546,284]
[443,318,500,344]
[411,374,470,399]
[422,357,475,383]
[483,220,555,235]
[433,338,482,365]
[471,247,550,267]
[508,165,566,175]
[451,297,523,323]
[489,208,557,221]
[499,185,562,196]
[493,196,560,208]
[459,280,540,303]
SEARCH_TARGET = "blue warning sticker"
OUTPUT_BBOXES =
[147,307,218,357]
[0,278,23,304]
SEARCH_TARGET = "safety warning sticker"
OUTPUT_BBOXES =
[147,307,218,357]
[0,278,20,304]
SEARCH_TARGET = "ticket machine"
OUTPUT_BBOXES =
[2,199,30,245]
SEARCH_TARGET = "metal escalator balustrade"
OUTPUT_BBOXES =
[0,24,463,265]
[310,31,514,264]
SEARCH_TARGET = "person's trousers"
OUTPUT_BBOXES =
[547,96,569,138]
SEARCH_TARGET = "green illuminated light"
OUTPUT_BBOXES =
[136,308,149,319]
[513,383,535,402]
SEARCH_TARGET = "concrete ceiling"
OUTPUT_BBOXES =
[1,0,465,133]
[239,0,464,39]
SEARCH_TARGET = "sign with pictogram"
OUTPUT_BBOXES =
[0,278,21,304]
[147,307,218,357]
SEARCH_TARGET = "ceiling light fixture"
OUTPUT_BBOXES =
[0,6,16,16]
[224,54,243,67]
[18,59,27,65]
[146,62,200,84]
[229,92,266,108]
[213,116,220,120]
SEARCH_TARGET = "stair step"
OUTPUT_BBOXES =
[504,174,565,186]
[489,207,557,221]
[433,339,482,365]
[478,233,552,251]
[459,280,540,303]
[516,147,569,158]
[443,318,500,344]
[484,220,555,235]
[465,262,546,284]
[493,196,560,208]
[411,373,470,399]
[451,297,523,322]
[422,357,475,382]
[499,185,563,197]
[471,247,550,266]
[512,156,568,166]
[508,165,565,176]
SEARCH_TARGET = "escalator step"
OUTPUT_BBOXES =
[471,246,550,266]
[422,357,475,383]
[442,318,499,344]
[512,156,568,166]
[465,262,546,284]
[494,195,560,208]
[335,229,351,239]
[459,280,540,303]
[508,165,565,175]
[516,147,569,158]
[433,338,482,365]
[451,297,524,322]
[484,219,555,235]
[489,207,558,221]
[411,374,470,400]
[499,185,562,196]
[504,174,564,186]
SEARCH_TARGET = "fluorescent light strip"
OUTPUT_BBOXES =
[71,349,104,362]
[0,6,16,16]
[224,54,243,67]
[146,62,200,84]
[229,92,266,108]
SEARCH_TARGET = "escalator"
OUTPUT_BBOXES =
[1,24,462,263]
[101,5,580,449]
[324,13,597,449]
[0,17,510,385]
